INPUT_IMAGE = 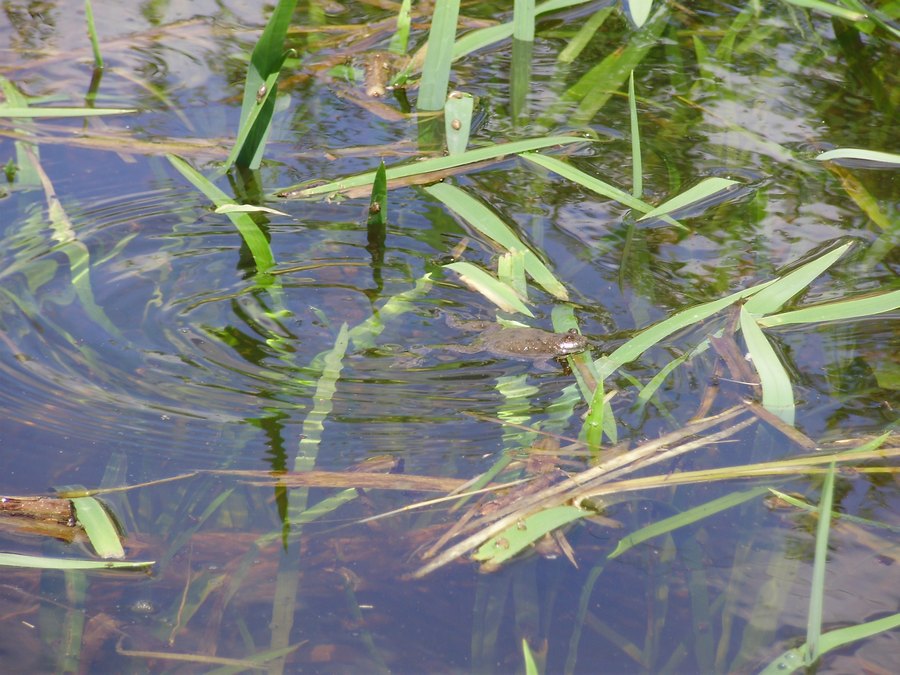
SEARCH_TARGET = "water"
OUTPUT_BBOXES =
[1,1,897,672]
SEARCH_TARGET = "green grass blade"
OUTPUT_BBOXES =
[0,106,135,117]
[278,136,584,198]
[523,638,540,675]
[72,497,124,559]
[424,183,568,299]
[759,289,900,327]
[0,552,152,570]
[84,0,103,68]
[167,154,275,274]
[805,463,836,662]
[608,487,770,560]
[815,148,900,166]
[624,0,655,28]
[418,0,460,110]
[595,280,775,379]
[557,6,615,63]
[743,242,852,316]
[444,262,534,316]
[628,71,642,199]
[368,161,388,227]
[230,0,298,169]
[780,0,866,22]
[388,0,413,55]
[445,91,474,155]
[514,0,536,41]
[637,177,740,221]
[472,505,587,568]
[741,307,795,424]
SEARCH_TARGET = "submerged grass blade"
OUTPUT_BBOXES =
[628,71,642,199]
[425,182,568,299]
[72,497,124,559]
[740,308,795,424]
[167,154,275,274]
[472,505,587,569]
[418,0,460,110]
[637,177,740,221]
[279,136,584,198]
[806,464,836,662]
[743,242,852,316]
[624,0,655,28]
[445,262,534,316]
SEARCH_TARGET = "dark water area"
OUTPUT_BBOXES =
[1,0,898,672]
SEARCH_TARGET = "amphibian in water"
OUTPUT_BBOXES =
[441,317,589,368]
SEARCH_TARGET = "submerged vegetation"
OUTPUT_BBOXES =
[0,0,897,672]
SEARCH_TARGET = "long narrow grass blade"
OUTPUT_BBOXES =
[71,497,125,559]
[444,91,474,155]
[513,0,536,41]
[743,242,852,316]
[780,0,866,22]
[596,280,775,380]
[84,0,103,68]
[623,0,654,28]
[608,487,770,560]
[0,553,153,570]
[806,463,836,661]
[0,107,135,117]
[418,0,460,110]
[279,136,584,198]
[230,0,298,168]
[815,148,900,166]
[167,154,275,274]
[637,177,740,221]
[388,0,413,55]
[425,183,568,299]
[472,505,587,569]
[628,71,642,198]
[444,262,534,316]
[759,289,900,327]
[557,6,615,63]
[740,308,795,424]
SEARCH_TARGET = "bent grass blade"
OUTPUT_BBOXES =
[425,182,568,300]
[277,136,585,198]
[71,497,124,559]
[444,262,534,316]
[740,308,795,424]
[636,177,741,221]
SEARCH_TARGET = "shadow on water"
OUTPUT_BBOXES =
[0,1,898,672]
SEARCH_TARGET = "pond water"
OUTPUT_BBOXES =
[1,0,898,672]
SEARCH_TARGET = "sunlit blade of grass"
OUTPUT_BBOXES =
[0,106,135,117]
[628,71,642,199]
[215,203,289,217]
[806,463,836,661]
[367,161,388,227]
[0,553,153,569]
[522,153,683,227]
[743,242,852,316]
[607,487,770,560]
[760,289,900,327]
[167,154,276,275]
[472,505,587,569]
[229,0,297,169]
[514,0,536,41]
[557,6,615,63]
[565,8,668,123]
[523,638,540,675]
[498,250,528,299]
[816,148,900,165]
[761,613,900,674]
[444,91,474,154]
[781,0,867,22]
[418,0,460,110]
[84,0,103,68]
[388,0,412,55]
[740,308,795,424]
[454,0,591,61]
[278,136,584,198]
[444,262,534,316]
[71,497,124,559]
[637,177,740,221]
[624,0,655,28]
[425,182,568,299]
[596,280,775,380]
